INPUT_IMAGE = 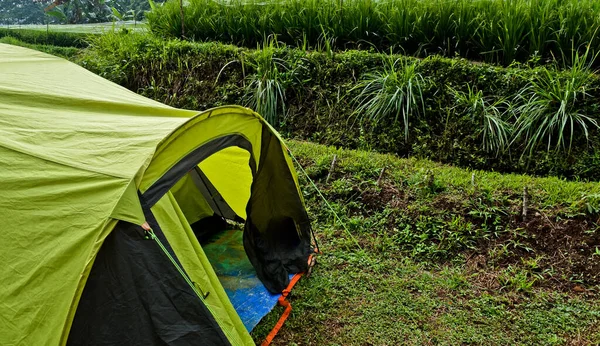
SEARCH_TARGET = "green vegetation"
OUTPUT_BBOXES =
[148,0,600,66]
[351,56,425,141]
[7,22,146,34]
[513,48,599,156]
[449,85,512,154]
[0,0,158,25]
[77,32,600,180]
[250,140,600,345]
[0,36,80,58]
[0,27,90,47]
[234,37,290,125]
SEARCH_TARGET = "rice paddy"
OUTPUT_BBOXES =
[148,0,600,66]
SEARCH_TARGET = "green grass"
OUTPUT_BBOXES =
[0,27,91,47]
[148,0,600,67]
[253,257,599,345]
[250,139,600,345]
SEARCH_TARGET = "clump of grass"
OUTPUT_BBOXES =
[351,56,425,141]
[242,38,289,126]
[217,36,292,126]
[449,85,513,154]
[512,46,599,157]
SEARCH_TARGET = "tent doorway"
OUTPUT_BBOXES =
[168,146,287,332]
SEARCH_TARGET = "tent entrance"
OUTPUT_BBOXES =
[168,148,287,332]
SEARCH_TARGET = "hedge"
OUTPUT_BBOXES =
[77,32,600,180]
[0,28,91,48]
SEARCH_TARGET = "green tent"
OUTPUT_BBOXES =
[0,44,314,345]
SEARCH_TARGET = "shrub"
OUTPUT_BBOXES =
[0,28,91,47]
[76,32,600,180]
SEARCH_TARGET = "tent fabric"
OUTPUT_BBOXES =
[0,43,190,346]
[149,192,252,345]
[0,43,312,346]
[199,147,253,220]
[68,221,231,346]
[244,128,313,293]
[139,108,264,195]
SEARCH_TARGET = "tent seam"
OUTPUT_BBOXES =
[0,140,131,180]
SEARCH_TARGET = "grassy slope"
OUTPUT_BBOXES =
[250,140,600,345]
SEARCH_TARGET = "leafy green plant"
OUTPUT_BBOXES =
[578,193,600,215]
[449,85,513,154]
[498,265,537,292]
[216,36,292,126]
[512,46,599,157]
[352,56,425,141]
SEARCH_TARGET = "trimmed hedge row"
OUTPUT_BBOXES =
[78,32,600,180]
[0,36,81,58]
[0,28,91,48]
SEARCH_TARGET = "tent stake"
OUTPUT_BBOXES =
[325,154,337,184]
[522,186,529,220]
[377,166,386,187]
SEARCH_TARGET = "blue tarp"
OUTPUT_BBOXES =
[202,229,291,331]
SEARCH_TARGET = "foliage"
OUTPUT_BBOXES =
[0,0,161,25]
[0,0,46,25]
[76,32,600,180]
[238,38,290,126]
[0,27,91,47]
[148,0,600,67]
[352,56,425,141]
[449,85,513,154]
[512,47,599,156]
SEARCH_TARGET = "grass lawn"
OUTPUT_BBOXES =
[251,140,600,345]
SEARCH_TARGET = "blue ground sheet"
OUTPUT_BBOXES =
[202,229,292,332]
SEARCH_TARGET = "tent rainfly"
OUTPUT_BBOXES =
[0,43,315,346]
